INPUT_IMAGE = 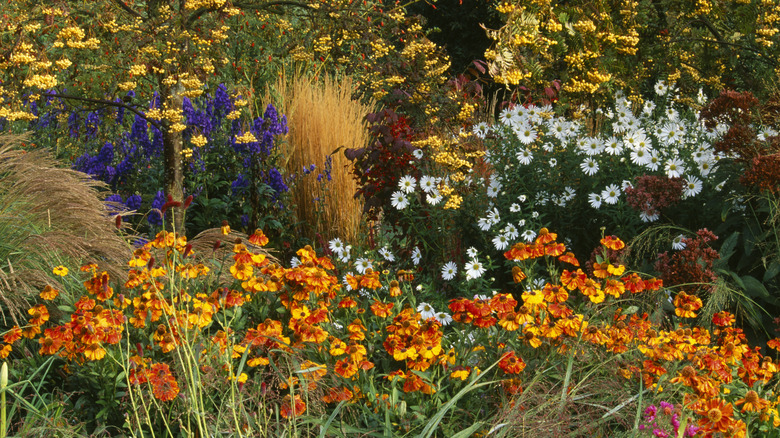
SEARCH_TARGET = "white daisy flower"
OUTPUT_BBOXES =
[486,208,501,224]
[588,193,603,209]
[378,246,395,262]
[503,223,519,240]
[698,159,715,176]
[417,302,437,320]
[426,191,442,205]
[629,148,650,166]
[517,219,526,227]
[521,229,536,242]
[581,158,599,176]
[531,211,539,219]
[466,247,478,258]
[486,184,500,198]
[549,158,558,167]
[518,194,527,203]
[672,234,687,251]
[645,151,661,171]
[441,261,458,280]
[398,175,416,193]
[339,245,352,263]
[654,80,668,96]
[354,257,372,274]
[604,136,623,155]
[582,137,604,156]
[472,122,490,138]
[434,312,453,326]
[515,125,538,145]
[477,216,493,231]
[640,211,660,222]
[664,158,685,179]
[391,191,409,210]
[601,184,621,205]
[516,148,533,165]
[715,180,726,192]
[412,149,423,159]
[290,256,301,268]
[411,246,421,265]
[509,203,521,213]
[683,175,703,198]
[419,175,437,193]
[465,258,486,280]
[329,238,345,255]
[493,233,510,250]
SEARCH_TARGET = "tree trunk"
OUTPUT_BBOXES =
[161,84,185,234]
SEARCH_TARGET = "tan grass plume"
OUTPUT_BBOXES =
[273,75,375,244]
[0,134,133,324]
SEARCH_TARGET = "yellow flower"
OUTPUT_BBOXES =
[53,265,69,276]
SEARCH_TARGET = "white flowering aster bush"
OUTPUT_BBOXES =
[475,87,746,256]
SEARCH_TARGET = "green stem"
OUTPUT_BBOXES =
[1,362,7,438]
[559,347,575,412]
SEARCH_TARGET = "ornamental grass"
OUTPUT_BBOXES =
[274,74,374,244]
[0,134,131,325]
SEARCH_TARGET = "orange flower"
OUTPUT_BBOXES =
[0,344,11,359]
[229,262,253,281]
[334,359,358,378]
[603,279,625,298]
[734,390,769,413]
[3,326,22,344]
[498,312,521,331]
[338,297,357,309]
[28,304,49,326]
[248,229,269,246]
[53,265,69,276]
[544,242,566,257]
[579,279,605,303]
[621,273,646,293]
[600,235,625,250]
[490,293,517,314]
[535,228,557,244]
[673,291,702,318]
[511,265,526,283]
[695,398,735,433]
[370,300,394,318]
[713,311,736,327]
[498,351,526,374]
[322,386,353,404]
[83,342,106,361]
[39,286,60,301]
[148,362,180,402]
[345,342,367,363]
[560,269,587,290]
[388,279,402,297]
[542,284,568,303]
[592,262,610,279]
[450,366,470,380]
[557,252,580,266]
[220,221,231,235]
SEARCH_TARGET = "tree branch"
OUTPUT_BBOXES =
[111,0,144,19]
[40,92,163,130]
[671,37,776,66]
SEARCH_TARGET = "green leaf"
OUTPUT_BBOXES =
[450,422,484,438]
[764,260,780,282]
[718,231,739,263]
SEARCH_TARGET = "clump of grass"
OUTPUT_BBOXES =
[273,74,375,244]
[0,134,132,324]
